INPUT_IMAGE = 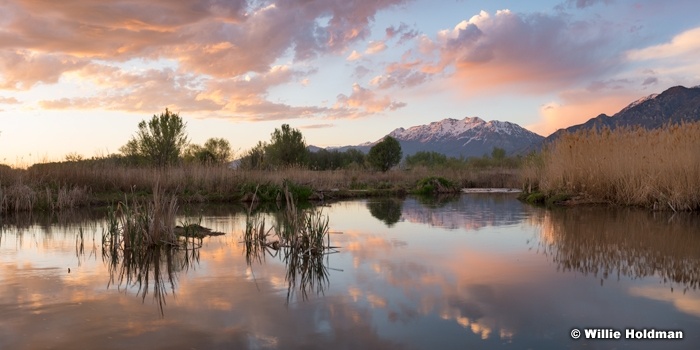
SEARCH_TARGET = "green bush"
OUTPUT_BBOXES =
[413,176,457,195]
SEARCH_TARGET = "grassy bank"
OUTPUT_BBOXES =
[0,161,520,215]
[522,122,700,211]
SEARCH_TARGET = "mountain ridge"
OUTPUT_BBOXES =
[538,85,700,148]
[316,116,544,159]
[309,84,700,159]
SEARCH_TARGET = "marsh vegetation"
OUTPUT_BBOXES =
[523,121,700,211]
[243,185,338,302]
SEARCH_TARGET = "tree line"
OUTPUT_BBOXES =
[114,108,403,171]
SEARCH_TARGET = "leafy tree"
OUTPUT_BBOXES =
[203,138,232,164]
[64,152,84,162]
[345,148,366,169]
[120,108,189,167]
[184,144,209,163]
[307,147,368,170]
[239,141,268,170]
[491,147,506,161]
[266,124,308,167]
[185,138,232,165]
[367,136,402,172]
[405,151,448,168]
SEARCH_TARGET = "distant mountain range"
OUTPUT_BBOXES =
[317,117,544,158]
[538,85,700,148]
[311,85,700,158]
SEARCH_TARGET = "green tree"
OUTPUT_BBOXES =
[239,141,268,170]
[345,148,366,169]
[184,138,233,165]
[367,136,402,172]
[120,108,189,167]
[491,147,506,161]
[184,144,208,163]
[203,138,232,164]
[405,151,448,168]
[266,124,308,168]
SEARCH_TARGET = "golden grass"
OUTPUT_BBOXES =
[524,122,700,210]
[105,184,178,250]
[0,161,521,214]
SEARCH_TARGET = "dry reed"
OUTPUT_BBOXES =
[0,160,521,214]
[524,122,700,210]
[104,184,178,250]
[243,185,335,301]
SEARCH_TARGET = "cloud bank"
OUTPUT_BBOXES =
[0,0,409,120]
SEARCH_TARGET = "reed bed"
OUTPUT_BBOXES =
[101,184,201,315]
[22,162,517,192]
[523,122,700,210]
[103,184,179,250]
[243,185,337,301]
[0,161,521,214]
[0,182,90,214]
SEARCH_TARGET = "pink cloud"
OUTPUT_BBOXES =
[347,50,363,61]
[299,123,335,129]
[0,96,20,104]
[365,41,387,54]
[385,23,419,44]
[2,0,412,121]
[370,58,431,90]
[0,50,88,90]
[627,26,700,63]
[424,10,622,92]
[0,0,407,76]
[38,63,335,121]
[335,83,406,115]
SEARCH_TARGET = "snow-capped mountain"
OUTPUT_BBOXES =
[321,116,544,158]
[619,93,659,113]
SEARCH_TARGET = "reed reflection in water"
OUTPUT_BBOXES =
[102,233,202,316]
[535,207,700,291]
[243,193,338,304]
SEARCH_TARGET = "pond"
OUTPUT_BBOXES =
[1,194,699,349]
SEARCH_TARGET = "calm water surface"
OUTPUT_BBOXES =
[1,194,699,349]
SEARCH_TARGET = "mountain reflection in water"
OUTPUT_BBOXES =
[0,196,699,349]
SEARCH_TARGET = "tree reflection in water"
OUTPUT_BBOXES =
[367,198,403,227]
[415,194,460,209]
[535,207,700,291]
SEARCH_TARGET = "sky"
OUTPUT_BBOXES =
[1,0,699,165]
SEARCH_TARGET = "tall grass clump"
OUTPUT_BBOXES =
[0,182,37,214]
[103,184,178,250]
[243,184,337,301]
[524,122,700,210]
[101,184,203,316]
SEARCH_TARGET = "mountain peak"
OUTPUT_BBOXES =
[377,116,543,157]
[537,84,700,150]
[319,116,543,158]
[462,116,485,123]
[620,93,658,113]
